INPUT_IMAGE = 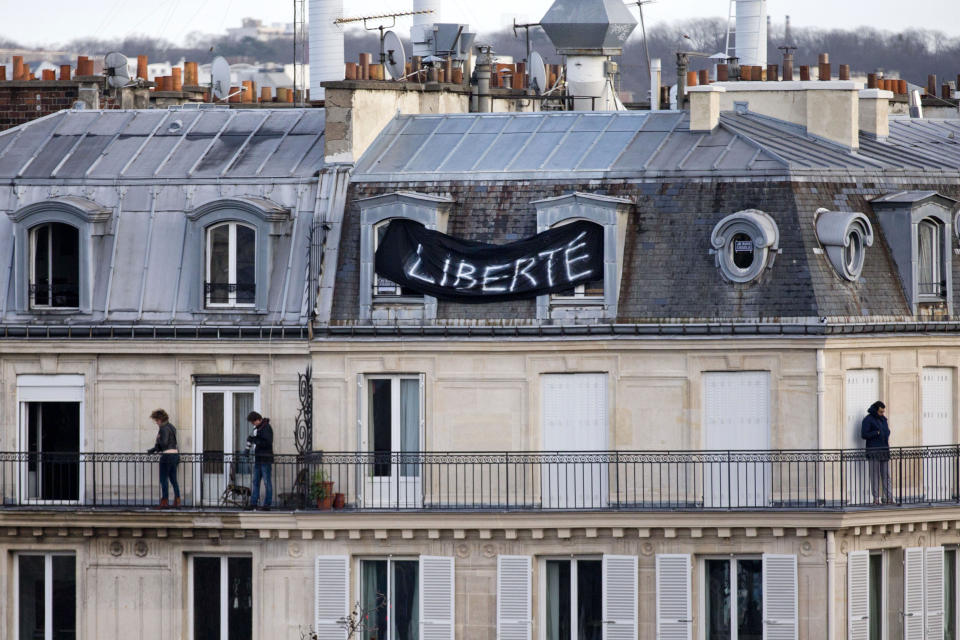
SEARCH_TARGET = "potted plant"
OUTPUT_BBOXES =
[310,470,335,510]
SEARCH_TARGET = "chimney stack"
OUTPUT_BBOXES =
[309,0,345,101]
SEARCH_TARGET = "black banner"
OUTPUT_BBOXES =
[374,219,604,303]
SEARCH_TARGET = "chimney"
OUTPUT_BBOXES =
[688,85,725,131]
[859,88,893,138]
[650,58,661,110]
[309,0,345,101]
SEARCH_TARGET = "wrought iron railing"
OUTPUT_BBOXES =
[918,281,947,296]
[2,447,960,511]
[29,283,80,308]
[203,281,256,305]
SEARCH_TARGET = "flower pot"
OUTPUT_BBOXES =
[318,495,334,510]
[322,481,335,496]
[333,492,345,509]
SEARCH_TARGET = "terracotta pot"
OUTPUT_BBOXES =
[318,495,334,510]
[333,493,345,509]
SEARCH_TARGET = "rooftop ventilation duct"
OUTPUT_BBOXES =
[734,0,767,68]
[540,0,637,111]
[411,0,443,57]
[309,0,344,101]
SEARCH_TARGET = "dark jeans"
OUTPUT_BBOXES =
[867,447,892,502]
[251,462,272,507]
[159,453,181,501]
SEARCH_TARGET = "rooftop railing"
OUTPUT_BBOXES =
[1,446,959,512]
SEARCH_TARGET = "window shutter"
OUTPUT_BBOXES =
[762,554,797,640]
[926,547,945,640]
[314,556,349,640]
[904,547,925,640]
[655,554,691,640]
[602,555,637,640]
[420,556,455,640]
[497,556,531,640]
[847,551,870,640]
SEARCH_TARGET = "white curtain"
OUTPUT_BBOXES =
[400,380,419,477]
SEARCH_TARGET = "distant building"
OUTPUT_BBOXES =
[225,17,294,42]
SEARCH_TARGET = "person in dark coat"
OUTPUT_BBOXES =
[147,409,180,508]
[245,411,274,510]
[861,400,892,504]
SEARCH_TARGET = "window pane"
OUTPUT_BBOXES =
[194,557,221,640]
[946,550,956,640]
[918,220,941,294]
[545,560,571,640]
[227,557,253,640]
[203,393,225,474]
[235,225,256,304]
[392,560,419,640]
[705,559,731,640]
[577,560,603,640]
[368,380,392,477]
[208,225,230,303]
[361,560,388,640]
[18,555,44,640]
[736,559,762,640]
[233,393,255,476]
[400,379,420,477]
[50,223,79,307]
[869,554,883,640]
[32,225,50,306]
[731,233,755,270]
[52,555,76,640]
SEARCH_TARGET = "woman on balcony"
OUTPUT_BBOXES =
[147,409,181,508]
[861,401,892,505]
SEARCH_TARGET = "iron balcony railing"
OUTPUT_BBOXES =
[2,446,960,511]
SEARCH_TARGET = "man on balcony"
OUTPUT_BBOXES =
[244,411,274,511]
[861,401,892,505]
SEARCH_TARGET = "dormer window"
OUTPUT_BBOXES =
[710,210,780,284]
[551,219,605,303]
[374,220,424,299]
[205,222,256,307]
[917,218,945,297]
[30,222,80,308]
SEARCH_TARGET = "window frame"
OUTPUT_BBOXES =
[204,221,258,309]
[187,554,254,640]
[537,555,604,640]
[698,554,764,640]
[917,217,945,299]
[356,555,422,640]
[372,219,425,300]
[866,550,886,640]
[13,551,77,640]
[28,222,81,310]
[710,209,780,285]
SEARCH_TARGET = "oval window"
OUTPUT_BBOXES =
[731,233,755,269]
[844,233,862,272]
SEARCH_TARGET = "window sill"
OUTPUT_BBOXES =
[550,298,606,307]
[373,296,426,305]
[202,309,268,316]
[27,308,84,315]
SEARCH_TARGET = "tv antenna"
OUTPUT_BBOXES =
[103,52,132,89]
[626,0,656,84]
[512,19,541,66]
[335,9,434,74]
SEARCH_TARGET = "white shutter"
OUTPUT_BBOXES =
[420,556,455,640]
[922,369,954,445]
[497,556,531,640]
[926,547,945,640]
[655,554,691,640]
[314,556,349,640]
[847,551,870,640]
[844,370,880,449]
[762,554,798,640]
[904,547,926,640]
[702,371,771,450]
[602,555,637,640]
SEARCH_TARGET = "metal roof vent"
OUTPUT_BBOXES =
[539,0,637,55]
[167,119,184,133]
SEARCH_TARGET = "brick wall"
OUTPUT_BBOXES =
[0,83,80,131]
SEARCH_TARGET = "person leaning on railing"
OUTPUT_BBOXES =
[147,409,181,508]
[861,400,892,505]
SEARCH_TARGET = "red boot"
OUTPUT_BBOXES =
[173,497,181,508]
[155,498,169,509]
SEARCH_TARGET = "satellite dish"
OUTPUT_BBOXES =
[383,31,406,81]
[529,51,547,94]
[211,56,231,101]
[104,52,131,89]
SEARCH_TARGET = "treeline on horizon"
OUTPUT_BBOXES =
[4,18,959,97]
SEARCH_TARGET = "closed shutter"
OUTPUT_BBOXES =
[844,370,880,449]
[541,373,608,451]
[602,555,637,640]
[904,547,926,640]
[497,556,531,640]
[762,554,797,640]
[655,554,691,640]
[420,556,455,640]
[702,371,771,450]
[847,551,870,640]
[314,556,349,640]
[922,368,954,446]
[927,547,945,640]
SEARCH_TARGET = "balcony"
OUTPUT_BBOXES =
[1,447,959,512]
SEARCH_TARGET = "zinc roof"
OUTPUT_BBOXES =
[0,107,325,181]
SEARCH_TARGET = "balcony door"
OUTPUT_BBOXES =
[923,368,955,501]
[360,375,424,508]
[703,371,771,508]
[195,385,259,506]
[17,375,84,504]
[541,373,609,509]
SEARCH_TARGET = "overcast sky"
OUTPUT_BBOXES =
[3,0,960,48]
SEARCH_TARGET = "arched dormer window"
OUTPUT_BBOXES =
[917,218,944,297]
[7,196,112,314]
[205,222,257,307]
[186,197,290,313]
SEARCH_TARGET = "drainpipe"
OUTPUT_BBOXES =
[826,529,837,640]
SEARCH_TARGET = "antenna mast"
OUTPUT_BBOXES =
[293,0,308,104]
